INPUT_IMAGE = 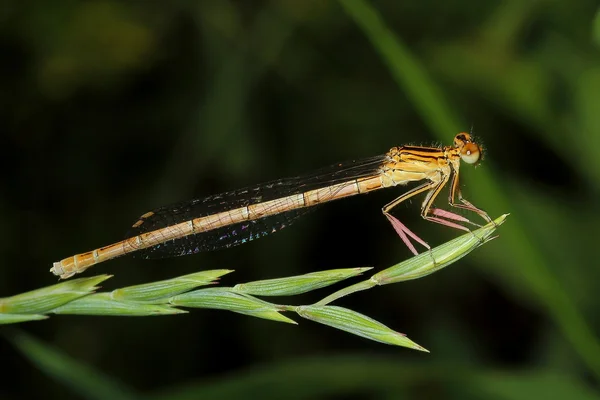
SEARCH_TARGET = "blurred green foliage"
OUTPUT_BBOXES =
[2,0,600,399]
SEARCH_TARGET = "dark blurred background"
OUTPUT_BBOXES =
[2,0,600,399]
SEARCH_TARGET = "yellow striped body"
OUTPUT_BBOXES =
[51,143,463,279]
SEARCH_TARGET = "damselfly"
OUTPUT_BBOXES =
[51,133,491,279]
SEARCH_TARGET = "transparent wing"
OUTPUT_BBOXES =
[135,209,310,259]
[126,154,387,258]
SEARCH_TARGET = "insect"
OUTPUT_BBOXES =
[51,132,490,279]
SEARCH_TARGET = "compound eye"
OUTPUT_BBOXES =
[453,132,471,148]
[460,143,481,164]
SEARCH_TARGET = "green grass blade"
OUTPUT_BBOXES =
[297,305,428,351]
[0,313,47,324]
[338,0,461,133]
[111,270,232,301]
[593,6,600,48]
[51,293,186,316]
[317,215,506,305]
[7,331,137,400]
[373,214,506,284]
[0,275,111,314]
[233,267,372,296]
[148,355,600,400]
[170,287,296,324]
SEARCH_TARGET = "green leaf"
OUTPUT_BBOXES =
[111,270,232,301]
[316,215,506,305]
[593,7,600,48]
[149,355,600,400]
[473,371,600,400]
[338,0,461,134]
[8,331,137,400]
[51,293,185,316]
[0,313,47,324]
[171,288,296,324]
[373,214,507,285]
[0,275,111,314]
[297,305,428,351]
[233,267,372,296]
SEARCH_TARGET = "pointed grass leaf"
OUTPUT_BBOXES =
[373,214,507,285]
[171,288,296,324]
[51,293,185,316]
[297,305,428,351]
[111,270,233,301]
[594,7,600,48]
[233,267,372,296]
[0,313,48,324]
[0,275,111,314]
[8,332,136,400]
[317,215,507,305]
